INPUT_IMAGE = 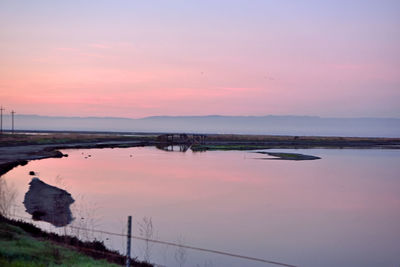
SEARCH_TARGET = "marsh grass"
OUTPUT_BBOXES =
[137,217,155,263]
[0,220,120,267]
[191,144,271,151]
[0,133,157,147]
[0,177,17,217]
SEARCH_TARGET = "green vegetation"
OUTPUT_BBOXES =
[255,152,321,160]
[0,133,157,147]
[191,144,271,151]
[0,220,120,267]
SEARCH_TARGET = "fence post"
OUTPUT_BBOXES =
[126,215,132,267]
[0,106,4,134]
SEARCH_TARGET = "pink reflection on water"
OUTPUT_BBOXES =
[3,147,400,267]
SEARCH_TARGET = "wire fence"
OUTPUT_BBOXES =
[5,213,297,267]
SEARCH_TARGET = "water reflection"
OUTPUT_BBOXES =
[3,147,400,267]
[156,144,191,152]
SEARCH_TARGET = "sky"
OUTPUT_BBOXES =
[0,0,399,118]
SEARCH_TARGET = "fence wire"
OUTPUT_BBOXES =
[6,214,297,267]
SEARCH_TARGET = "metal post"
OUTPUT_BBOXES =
[126,215,132,267]
[0,106,4,134]
[11,110,15,134]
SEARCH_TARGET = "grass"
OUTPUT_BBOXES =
[270,152,306,159]
[191,144,271,151]
[2,132,398,150]
[0,133,157,147]
[0,221,120,267]
[0,216,152,267]
[255,152,321,160]
[188,134,400,151]
[204,134,400,142]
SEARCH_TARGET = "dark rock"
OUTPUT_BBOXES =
[52,151,64,158]
[23,178,74,227]
[29,171,36,175]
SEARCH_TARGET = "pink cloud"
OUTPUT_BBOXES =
[88,43,111,49]
[55,47,79,52]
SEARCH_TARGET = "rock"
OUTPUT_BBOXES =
[29,171,36,175]
[23,178,74,227]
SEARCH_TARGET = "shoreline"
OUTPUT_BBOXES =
[0,140,154,177]
[1,132,399,177]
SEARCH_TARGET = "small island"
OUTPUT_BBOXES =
[255,151,321,160]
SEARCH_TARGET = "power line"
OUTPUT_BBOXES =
[67,225,298,267]
[11,110,15,134]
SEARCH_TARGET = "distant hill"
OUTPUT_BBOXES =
[2,114,399,137]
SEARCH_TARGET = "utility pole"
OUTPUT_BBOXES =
[126,215,132,267]
[0,106,4,134]
[11,110,15,134]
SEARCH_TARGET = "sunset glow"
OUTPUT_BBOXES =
[1,1,399,118]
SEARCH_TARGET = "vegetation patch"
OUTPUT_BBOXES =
[0,222,119,266]
[191,144,271,151]
[255,152,321,160]
[0,216,152,266]
[0,133,157,147]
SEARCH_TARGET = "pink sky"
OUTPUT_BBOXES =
[0,1,399,118]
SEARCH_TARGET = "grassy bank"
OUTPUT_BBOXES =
[0,133,157,147]
[1,132,399,149]
[189,134,400,151]
[0,216,151,267]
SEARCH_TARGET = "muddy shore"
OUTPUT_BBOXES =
[1,132,399,177]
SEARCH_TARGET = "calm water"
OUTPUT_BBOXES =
[3,147,400,267]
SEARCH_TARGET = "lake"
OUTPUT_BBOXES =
[3,147,400,267]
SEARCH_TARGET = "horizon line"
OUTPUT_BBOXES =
[4,113,400,120]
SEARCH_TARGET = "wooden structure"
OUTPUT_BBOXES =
[157,133,207,145]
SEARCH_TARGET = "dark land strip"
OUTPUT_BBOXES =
[1,132,399,176]
[254,152,321,160]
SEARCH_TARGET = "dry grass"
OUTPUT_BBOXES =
[205,134,400,142]
[0,133,156,146]
[0,177,17,217]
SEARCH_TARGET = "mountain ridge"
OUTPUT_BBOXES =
[1,114,399,137]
